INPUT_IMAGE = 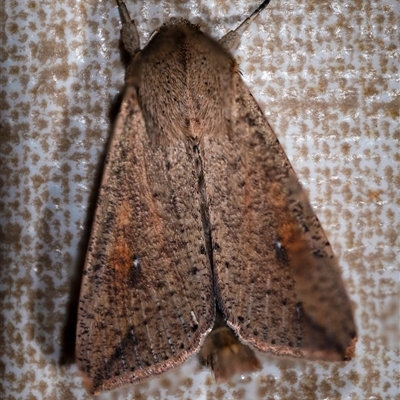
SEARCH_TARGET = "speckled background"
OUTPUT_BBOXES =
[1,0,399,399]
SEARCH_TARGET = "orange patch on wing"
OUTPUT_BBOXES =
[277,220,315,280]
[109,240,133,275]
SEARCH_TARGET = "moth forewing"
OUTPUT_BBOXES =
[76,86,215,394]
[204,73,357,360]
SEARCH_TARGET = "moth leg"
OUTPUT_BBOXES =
[116,0,140,56]
[220,0,272,52]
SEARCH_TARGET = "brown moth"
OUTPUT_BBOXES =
[76,0,357,394]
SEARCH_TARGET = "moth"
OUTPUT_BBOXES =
[76,0,357,394]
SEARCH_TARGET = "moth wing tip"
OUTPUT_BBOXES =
[300,334,358,362]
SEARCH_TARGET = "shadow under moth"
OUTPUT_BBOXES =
[76,0,357,394]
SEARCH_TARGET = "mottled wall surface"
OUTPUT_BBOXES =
[1,0,399,399]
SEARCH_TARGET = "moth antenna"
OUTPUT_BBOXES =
[235,0,272,36]
[116,0,141,56]
[220,0,272,51]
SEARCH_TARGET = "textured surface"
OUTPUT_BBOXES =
[1,0,399,399]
